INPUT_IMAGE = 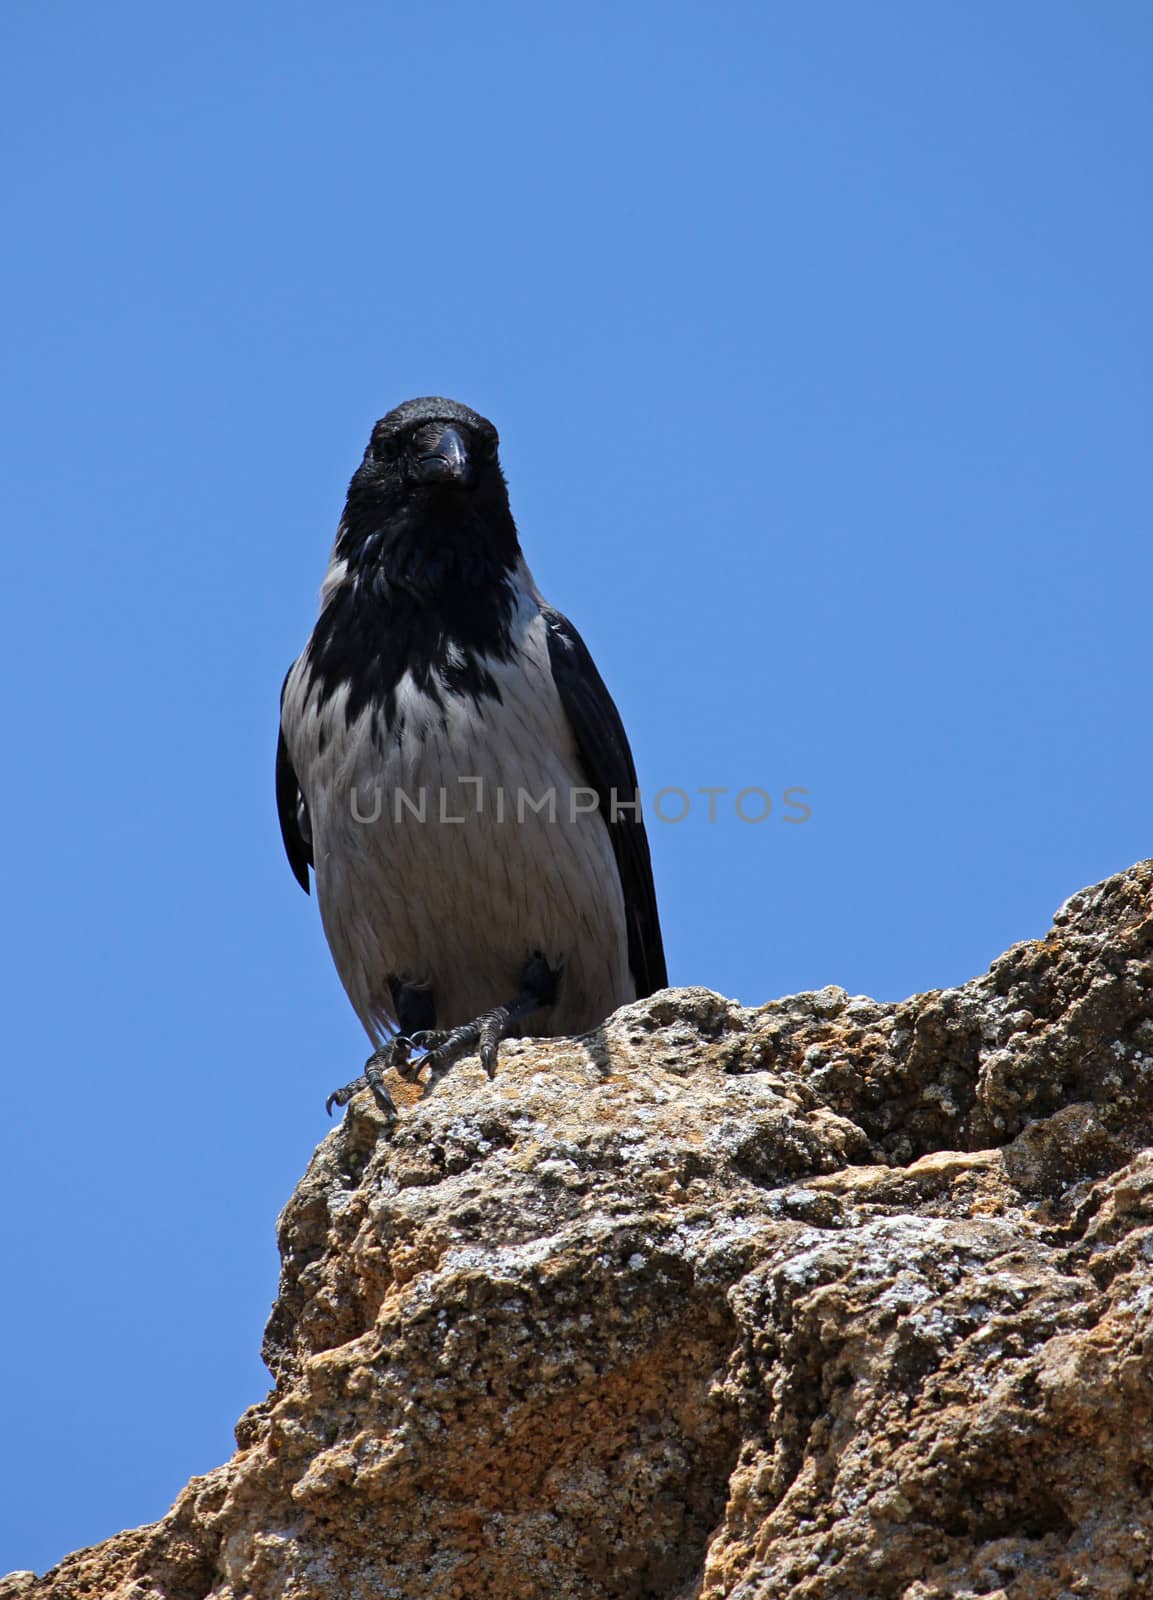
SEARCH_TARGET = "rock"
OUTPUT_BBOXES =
[5,860,1152,1600]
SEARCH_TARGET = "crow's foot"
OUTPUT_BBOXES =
[325,1035,415,1118]
[412,954,559,1092]
[413,1007,513,1089]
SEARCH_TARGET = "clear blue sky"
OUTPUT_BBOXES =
[1,0,1149,1576]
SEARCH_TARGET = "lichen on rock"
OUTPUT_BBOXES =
[5,861,1152,1599]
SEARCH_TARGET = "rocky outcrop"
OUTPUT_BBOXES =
[6,861,1153,1600]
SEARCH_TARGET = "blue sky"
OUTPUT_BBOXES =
[1,0,1149,1576]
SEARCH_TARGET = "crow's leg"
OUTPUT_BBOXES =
[414,954,558,1091]
[325,981,436,1118]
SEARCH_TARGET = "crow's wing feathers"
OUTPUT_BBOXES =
[541,605,667,998]
[276,668,313,894]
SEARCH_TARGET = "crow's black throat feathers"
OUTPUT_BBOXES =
[302,398,523,727]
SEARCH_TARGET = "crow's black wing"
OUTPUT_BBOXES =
[276,668,312,894]
[542,605,667,997]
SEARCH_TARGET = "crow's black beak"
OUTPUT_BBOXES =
[412,424,473,486]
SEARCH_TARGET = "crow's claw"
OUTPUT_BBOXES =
[326,1076,365,1116]
[363,1052,399,1120]
[390,1034,421,1081]
[478,1012,506,1078]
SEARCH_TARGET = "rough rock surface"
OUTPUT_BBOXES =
[7,861,1153,1600]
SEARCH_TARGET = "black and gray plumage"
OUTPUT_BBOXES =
[276,397,667,1118]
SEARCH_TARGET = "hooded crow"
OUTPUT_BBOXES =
[276,397,666,1118]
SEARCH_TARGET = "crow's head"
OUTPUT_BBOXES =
[351,396,507,509]
[336,397,521,596]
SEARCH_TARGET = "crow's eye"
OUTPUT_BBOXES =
[373,432,400,462]
[484,434,499,460]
